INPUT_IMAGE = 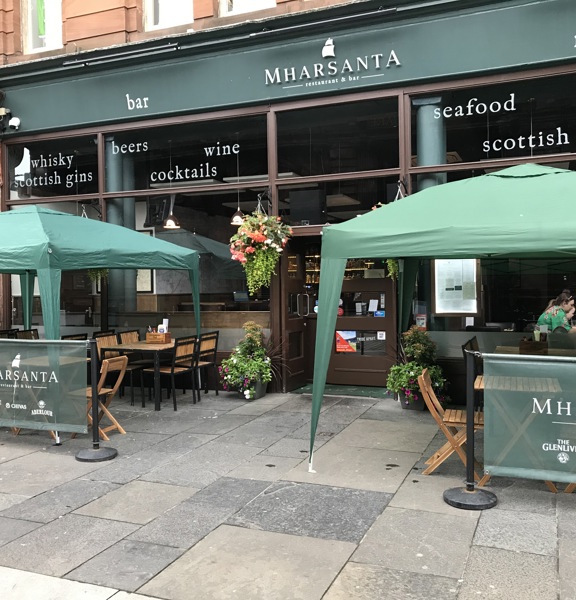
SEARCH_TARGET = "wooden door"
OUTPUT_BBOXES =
[280,241,309,391]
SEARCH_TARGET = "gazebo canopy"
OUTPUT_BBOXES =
[0,206,201,339]
[311,163,576,466]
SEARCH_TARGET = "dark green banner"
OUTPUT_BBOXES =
[484,354,576,484]
[0,340,88,433]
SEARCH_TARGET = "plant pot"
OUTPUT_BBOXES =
[238,379,268,401]
[398,392,426,411]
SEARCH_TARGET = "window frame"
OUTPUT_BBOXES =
[220,0,276,17]
[23,0,63,53]
[144,0,194,31]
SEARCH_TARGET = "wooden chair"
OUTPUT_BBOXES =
[0,329,19,338]
[61,332,89,340]
[418,368,486,482]
[72,355,128,441]
[142,335,199,410]
[115,329,151,407]
[195,330,220,398]
[16,328,39,339]
[95,332,120,361]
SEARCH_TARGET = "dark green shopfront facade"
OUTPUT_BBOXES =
[1,0,575,391]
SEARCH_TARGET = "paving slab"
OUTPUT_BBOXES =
[140,441,263,488]
[127,499,236,549]
[140,524,355,600]
[0,515,42,545]
[473,508,557,555]
[323,562,460,600]
[559,537,576,600]
[389,474,481,519]
[0,478,120,523]
[483,476,558,515]
[0,451,101,495]
[458,546,558,600]
[269,395,345,414]
[0,492,27,511]
[0,440,39,462]
[261,436,322,458]
[0,565,117,600]
[185,476,271,509]
[331,418,438,453]
[66,540,184,592]
[178,412,255,435]
[352,507,477,579]
[227,481,391,543]
[215,419,305,448]
[74,480,198,524]
[226,453,303,480]
[285,439,421,493]
[139,431,216,455]
[0,513,138,577]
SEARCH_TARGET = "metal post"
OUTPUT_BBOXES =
[443,349,497,510]
[75,339,118,462]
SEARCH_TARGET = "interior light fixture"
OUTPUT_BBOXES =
[163,194,180,229]
[230,135,244,226]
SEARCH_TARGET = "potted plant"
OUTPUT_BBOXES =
[230,210,292,295]
[219,321,273,400]
[386,326,446,408]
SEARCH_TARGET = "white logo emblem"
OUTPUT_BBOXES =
[5,403,10,409]
[322,38,335,59]
[558,452,570,464]
[38,400,46,409]
[11,354,21,368]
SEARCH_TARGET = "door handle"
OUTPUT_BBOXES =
[302,293,310,316]
[296,293,302,317]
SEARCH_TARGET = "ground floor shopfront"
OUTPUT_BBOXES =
[0,0,575,391]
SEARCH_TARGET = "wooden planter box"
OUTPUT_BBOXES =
[146,332,171,344]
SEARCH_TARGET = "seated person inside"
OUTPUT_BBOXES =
[537,291,576,334]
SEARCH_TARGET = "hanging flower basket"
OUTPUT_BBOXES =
[229,211,292,295]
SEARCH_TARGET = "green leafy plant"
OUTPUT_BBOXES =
[386,326,446,404]
[87,268,109,283]
[219,321,273,400]
[385,258,399,281]
[386,361,445,405]
[230,211,292,295]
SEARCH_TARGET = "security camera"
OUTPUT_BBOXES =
[8,117,20,130]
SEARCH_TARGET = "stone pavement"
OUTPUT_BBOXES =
[0,390,573,600]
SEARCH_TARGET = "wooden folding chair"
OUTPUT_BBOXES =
[73,355,128,441]
[418,368,486,482]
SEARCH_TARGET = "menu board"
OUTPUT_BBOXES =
[433,259,479,315]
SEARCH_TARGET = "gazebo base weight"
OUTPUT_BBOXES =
[443,486,498,510]
[75,446,118,463]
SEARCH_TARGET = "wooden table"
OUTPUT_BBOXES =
[474,375,562,393]
[103,340,175,411]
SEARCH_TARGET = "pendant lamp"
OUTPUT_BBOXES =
[164,194,180,229]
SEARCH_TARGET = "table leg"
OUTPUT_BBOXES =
[154,352,161,411]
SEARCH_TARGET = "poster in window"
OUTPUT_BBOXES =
[336,330,357,353]
[432,259,479,315]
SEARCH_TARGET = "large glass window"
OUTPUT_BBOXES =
[8,137,99,199]
[277,99,399,177]
[105,116,268,193]
[280,176,401,226]
[411,75,576,166]
[144,0,193,30]
[23,0,62,52]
